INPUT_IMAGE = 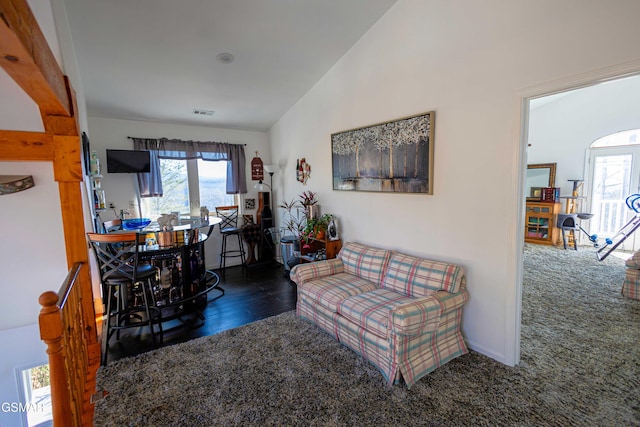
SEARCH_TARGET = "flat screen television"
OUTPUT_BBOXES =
[106,149,151,173]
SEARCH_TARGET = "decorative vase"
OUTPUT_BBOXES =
[304,203,320,220]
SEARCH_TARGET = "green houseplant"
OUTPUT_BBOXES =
[302,213,332,246]
[279,198,306,249]
[280,192,332,250]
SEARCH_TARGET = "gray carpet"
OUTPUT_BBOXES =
[94,244,640,426]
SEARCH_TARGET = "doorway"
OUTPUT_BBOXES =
[516,69,640,366]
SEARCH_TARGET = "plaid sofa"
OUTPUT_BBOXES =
[290,242,469,388]
[623,252,640,300]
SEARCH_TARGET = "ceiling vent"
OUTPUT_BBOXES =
[192,109,215,117]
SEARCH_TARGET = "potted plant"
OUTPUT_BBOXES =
[301,213,332,245]
[280,193,329,250]
[279,198,307,250]
[299,191,319,219]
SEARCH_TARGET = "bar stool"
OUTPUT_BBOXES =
[196,224,225,299]
[215,205,246,277]
[88,232,163,365]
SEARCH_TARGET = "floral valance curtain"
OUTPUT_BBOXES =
[132,137,247,197]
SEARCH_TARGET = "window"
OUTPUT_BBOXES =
[17,363,52,427]
[591,129,639,148]
[142,159,235,218]
[197,159,234,210]
[587,130,640,246]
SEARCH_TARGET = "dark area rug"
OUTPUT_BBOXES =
[94,244,640,426]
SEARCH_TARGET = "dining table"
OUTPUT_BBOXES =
[122,216,224,323]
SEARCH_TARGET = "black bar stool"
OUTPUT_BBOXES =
[215,205,246,277]
[88,232,163,365]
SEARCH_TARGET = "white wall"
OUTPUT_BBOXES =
[0,163,68,330]
[86,116,270,268]
[0,324,48,427]
[269,0,640,364]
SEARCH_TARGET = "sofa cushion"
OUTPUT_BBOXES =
[338,242,393,285]
[338,289,415,338]
[382,253,465,296]
[298,272,378,313]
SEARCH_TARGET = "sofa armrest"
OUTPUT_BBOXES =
[290,258,344,285]
[431,289,469,312]
[390,297,442,336]
[390,289,469,336]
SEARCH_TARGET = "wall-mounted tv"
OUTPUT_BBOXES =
[106,149,151,173]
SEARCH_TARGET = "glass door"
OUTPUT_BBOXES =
[587,145,640,250]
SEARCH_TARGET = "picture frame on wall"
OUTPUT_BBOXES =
[530,187,542,199]
[330,111,435,194]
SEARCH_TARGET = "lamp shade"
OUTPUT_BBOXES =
[254,182,268,192]
[263,164,276,174]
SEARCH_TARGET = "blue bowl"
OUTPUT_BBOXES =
[122,218,152,230]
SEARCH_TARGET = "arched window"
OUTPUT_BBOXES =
[591,129,639,148]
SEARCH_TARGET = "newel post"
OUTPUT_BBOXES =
[38,291,73,427]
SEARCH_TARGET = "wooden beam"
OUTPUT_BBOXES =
[57,182,96,350]
[42,76,80,135]
[0,130,54,160]
[0,0,71,116]
[57,182,88,263]
[53,135,83,182]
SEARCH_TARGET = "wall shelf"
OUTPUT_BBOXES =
[0,175,35,195]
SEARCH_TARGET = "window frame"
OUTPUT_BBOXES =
[143,158,237,218]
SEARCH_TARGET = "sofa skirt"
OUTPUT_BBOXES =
[296,287,469,388]
[297,297,340,339]
[623,268,640,300]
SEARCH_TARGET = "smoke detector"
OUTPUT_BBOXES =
[216,52,235,64]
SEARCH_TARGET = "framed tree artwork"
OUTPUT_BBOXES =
[331,111,435,194]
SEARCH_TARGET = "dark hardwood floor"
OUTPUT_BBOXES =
[104,262,297,364]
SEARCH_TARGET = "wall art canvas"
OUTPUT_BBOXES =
[331,111,434,194]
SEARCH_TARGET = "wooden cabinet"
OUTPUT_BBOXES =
[525,201,561,245]
[300,237,342,261]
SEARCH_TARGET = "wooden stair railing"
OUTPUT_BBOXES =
[39,262,101,426]
[2,2,101,423]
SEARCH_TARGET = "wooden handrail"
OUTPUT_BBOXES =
[39,262,99,427]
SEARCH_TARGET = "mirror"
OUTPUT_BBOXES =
[526,163,556,200]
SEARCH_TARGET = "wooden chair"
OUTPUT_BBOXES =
[102,218,122,233]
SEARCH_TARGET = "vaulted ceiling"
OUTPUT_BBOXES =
[63,0,398,131]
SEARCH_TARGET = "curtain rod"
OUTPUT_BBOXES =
[126,136,246,146]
